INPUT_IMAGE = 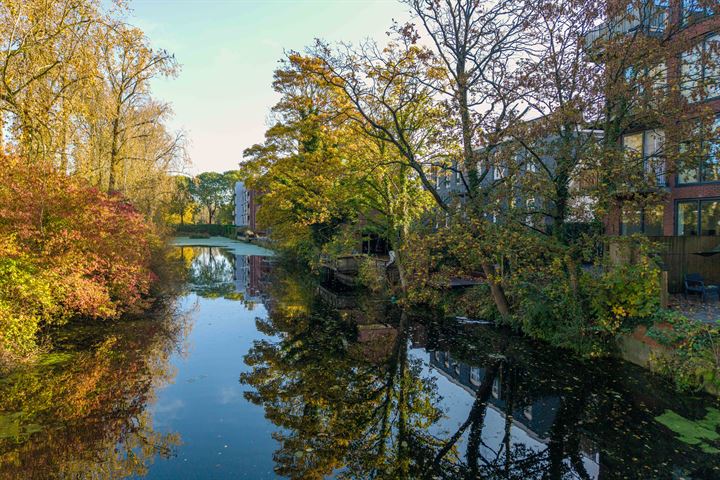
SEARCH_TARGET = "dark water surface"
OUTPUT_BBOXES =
[1,242,719,479]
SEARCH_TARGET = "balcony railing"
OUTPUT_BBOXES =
[584,4,667,51]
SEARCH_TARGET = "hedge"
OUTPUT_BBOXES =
[171,224,236,237]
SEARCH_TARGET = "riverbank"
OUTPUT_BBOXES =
[2,240,718,478]
[315,252,720,395]
[0,155,171,369]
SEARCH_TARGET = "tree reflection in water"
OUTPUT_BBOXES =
[0,248,202,479]
[0,317,187,479]
[242,267,720,480]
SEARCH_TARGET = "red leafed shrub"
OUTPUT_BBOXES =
[0,155,159,362]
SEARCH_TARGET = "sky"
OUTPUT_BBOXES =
[128,0,411,174]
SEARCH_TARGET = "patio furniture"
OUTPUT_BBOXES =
[684,273,719,302]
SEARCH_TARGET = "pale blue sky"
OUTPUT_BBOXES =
[128,0,411,173]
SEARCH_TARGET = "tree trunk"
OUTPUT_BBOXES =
[458,71,511,316]
[108,116,120,193]
[459,83,479,193]
[481,262,510,318]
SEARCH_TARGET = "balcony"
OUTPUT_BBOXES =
[584,3,667,52]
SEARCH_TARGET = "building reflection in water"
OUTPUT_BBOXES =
[233,254,272,305]
[428,350,600,478]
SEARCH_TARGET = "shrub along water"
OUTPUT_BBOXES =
[0,155,161,367]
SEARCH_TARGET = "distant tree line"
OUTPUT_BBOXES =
[168,171,241,225]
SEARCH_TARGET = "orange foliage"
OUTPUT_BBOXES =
[0,154,159,360]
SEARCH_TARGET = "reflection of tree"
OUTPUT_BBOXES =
[184,247,239,299]
[0,312,187,479]
[241,267,445,479]
[245,267,720,480]
[423,322,720,480]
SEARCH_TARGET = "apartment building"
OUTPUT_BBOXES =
[429,1,718,242]
[431,128,601,231]
[598,0,720,237]
[234,180,260,233]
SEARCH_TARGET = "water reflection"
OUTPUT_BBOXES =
[2,246,719,479]
[0,245,279,479]
[178,246,272,307]
[243,272,720,479]
[0,318,185,479]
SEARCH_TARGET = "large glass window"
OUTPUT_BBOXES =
[623,132,643,154]
[645,205,665,236]
[627,62,668,97]
[701,200,720,235]
[677,199,720,236]
[679,116,720,184]
[704,38,716,100]
[678,201,700,236]
[621,208,642,235]
[681,35,720,102]
[621,205,664,236]
[622,130,666,186]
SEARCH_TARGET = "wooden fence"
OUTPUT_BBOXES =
[647,236,720,293]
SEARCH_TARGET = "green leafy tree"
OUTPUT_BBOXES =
[168,176,195,225]
[191,172,231,224]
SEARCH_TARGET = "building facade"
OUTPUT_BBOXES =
[234,181,260,233]
[605,1,720,237]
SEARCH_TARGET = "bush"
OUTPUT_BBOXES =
[452,284,501,322]
[511,278,604,355]
[586,259,660,334]
[0,155,159,364]
[648,313,720,393]
[357,256,387,293]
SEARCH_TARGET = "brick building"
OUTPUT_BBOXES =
[234,181,261,233]
[602,1,720,237]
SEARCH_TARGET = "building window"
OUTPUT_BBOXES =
[682,0,715,26]
[681,34,720,102]
[492,377,501,399]
[493,166,504,180]
[526,197,538,227]
[621,205,664,236]
[626,62,668,96]
[679,116,720,184]
[470,367,481,386]
[677,199,720,236]
[523,405,533,421]
[622,130,666,186]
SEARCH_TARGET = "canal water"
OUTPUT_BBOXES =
[1,240,719,479]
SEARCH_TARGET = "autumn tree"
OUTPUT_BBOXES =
[168,176,195,225]
[242,54,369,258]
[0,1,187,219]
[93,23,180,193]
[0,0,100,162]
